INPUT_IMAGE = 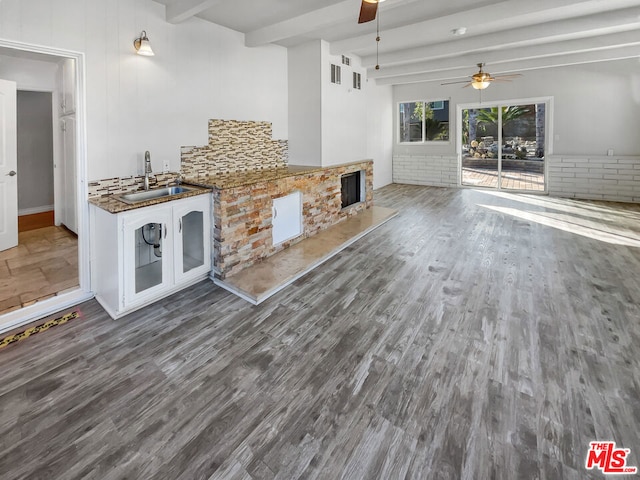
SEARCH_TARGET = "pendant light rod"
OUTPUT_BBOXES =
[375,8,380,70]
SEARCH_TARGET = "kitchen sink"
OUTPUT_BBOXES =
[117,185,198,204]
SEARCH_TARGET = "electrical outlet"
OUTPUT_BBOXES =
[163,160,170,173]
[607,149,614,156]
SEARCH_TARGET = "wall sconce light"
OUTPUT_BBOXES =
[134,31,154,56]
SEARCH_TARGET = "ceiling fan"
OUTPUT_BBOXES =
[358,0,387,69]
[358,0,385,24]
[441,63,522,90]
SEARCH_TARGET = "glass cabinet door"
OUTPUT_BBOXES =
[123,208,173,306]
[180,210,204,274]
[173,197,211,284]
[134,222,165,293]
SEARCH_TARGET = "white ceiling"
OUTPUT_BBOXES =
[153,0,640,85]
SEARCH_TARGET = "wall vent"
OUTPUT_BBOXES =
[353,72,361,90]
[341,55,351,66]
[331,64,341,84]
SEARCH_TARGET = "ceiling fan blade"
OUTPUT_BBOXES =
[358,0,378,24]
[494,74,522,79]
[441,79,471,85]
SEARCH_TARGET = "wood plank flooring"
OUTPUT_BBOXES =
[18,211,55,232]
[0,184,639,479]
[0,226,78,315]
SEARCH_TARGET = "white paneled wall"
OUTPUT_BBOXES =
[367,84,393,190]
[548,155,640,202]
[393,155,458,187]
[392,61,640,202]
[0,0,288,181]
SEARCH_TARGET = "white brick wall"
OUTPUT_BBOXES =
[392,154,640,203]
[548,155,640,203]
[393,155,458,187]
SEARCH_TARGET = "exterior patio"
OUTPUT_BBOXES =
[462,166,545,191]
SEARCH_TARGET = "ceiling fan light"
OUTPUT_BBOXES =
[471,80,490,90]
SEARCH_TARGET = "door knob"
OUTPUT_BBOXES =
[6,171,16,177]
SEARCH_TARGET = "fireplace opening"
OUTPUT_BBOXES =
[341,171,363,209]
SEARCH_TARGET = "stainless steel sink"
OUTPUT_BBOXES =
[117,185,198,204]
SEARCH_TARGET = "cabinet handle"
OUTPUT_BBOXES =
[273,207,277,219]
[179,219,182,233]
[164,224,167,239]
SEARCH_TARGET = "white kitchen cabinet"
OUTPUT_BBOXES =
[272,191,302,245]
[91,194,211,319]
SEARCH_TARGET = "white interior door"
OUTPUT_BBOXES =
[0,79,18,252]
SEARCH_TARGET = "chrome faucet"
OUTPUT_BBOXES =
[144,151,153,190]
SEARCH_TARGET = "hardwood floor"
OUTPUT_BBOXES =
[0,184,639,479]
[0,226,78,315]
[18,211,55,232]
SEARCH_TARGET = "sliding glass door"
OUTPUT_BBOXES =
[460,100,548,192]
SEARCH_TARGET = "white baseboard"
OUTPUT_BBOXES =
[18,205,54,216]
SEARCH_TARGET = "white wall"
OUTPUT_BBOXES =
[287,40,393,188]
[366,83,393,189]
[391,59,640,200]
[17,91,55,213]
[288,41,322,166]
[394,60,640,157]
[321,42,368,167]
[0,0,288,181]
[0,54,58,91]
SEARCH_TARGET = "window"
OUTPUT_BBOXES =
[353,72,361,90]
[341,55,351,66]
[331,64,341,84]
[398,100,450,142]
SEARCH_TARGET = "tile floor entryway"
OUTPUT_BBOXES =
[0,226,78,315]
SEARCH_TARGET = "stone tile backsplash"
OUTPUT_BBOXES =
[181,119,288,176]
[88,172,181,199]
[89,119,287,199]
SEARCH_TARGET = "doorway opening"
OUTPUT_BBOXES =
[0,40,90,332]
[0,89,79,314]
[459,98,551,192]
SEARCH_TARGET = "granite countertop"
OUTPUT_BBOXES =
[89,185,211,214]
[183,160,371,189]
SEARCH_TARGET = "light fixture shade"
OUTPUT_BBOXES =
[471,80,490,90]
[134,31,154,56]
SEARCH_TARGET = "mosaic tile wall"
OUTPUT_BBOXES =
[88,172,181,199]
[181,119,288,176]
